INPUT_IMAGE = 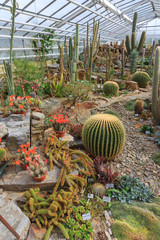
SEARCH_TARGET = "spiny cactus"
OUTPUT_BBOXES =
[134,100,144,115]
[152,46,160,124]
[28,158,47,178]
[125,12,146,74]
[91,183,106,197]
[0,148,6,162]
[82,114,125,160]
[132,71,150,88]
[130,49,138,74]
[103,81,119,96]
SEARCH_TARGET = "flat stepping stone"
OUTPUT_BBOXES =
[0,195,30,240]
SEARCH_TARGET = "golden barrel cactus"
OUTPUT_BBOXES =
[82,114,125,160]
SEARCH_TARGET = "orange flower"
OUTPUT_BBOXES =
[9,99,13,102]
[22,149,26,153]
[25,96,31,99]
[33,146,37,150]
[26,142,30,147]
[26,151,30,155]
[20,145,24,148]
[16,160,21,165]
[19,105,24,109]
[9,102,13,106]
[0,137,1,143]
[17,149,21,153]
[28,101,32,104]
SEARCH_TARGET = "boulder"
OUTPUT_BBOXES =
[31,112,45,121]
[0,123,8,138]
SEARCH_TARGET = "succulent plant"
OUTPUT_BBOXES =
[91,183,106,197]
[28,157,47,178]
[132,71,150,88]
[103,81,119,96]
[0,148,6,162]
[82,114,125,160]
[134,100,144,114]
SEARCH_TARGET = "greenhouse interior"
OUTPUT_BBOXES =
[0,0,160,239]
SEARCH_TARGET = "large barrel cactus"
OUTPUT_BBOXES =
[132,71,150,88]
[82,114,125,160]
[103,81,119,96]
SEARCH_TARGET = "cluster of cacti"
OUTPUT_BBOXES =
[82,114,125,160]
[152,46,160,124]
[91,183,106,197]
[132,71,150,88]
[125,12,146,74]
[45,134,95,191]
[28,158,47,178]
[69,24,79,82]
[103,81,119,96]
[134,99,144,114]
[23,187,79,239]
[0,148,6,162]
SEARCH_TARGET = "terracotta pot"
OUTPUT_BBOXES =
[32,171,47,182]
[12,111,26,116]
[55,130,66,138]
[20,162,28,170]
[31,107,43,113]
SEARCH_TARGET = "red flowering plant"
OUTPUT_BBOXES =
[49,114,70,131]
[16,143,37,166]
[8,95,32,113]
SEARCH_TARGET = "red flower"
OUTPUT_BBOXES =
[22,149,27,153]
[0,137,1,143]
[17,96,23,100]
[16,160,21,165]
[33,146,37,150]
[9,102,13,106]
[17,149,21,153]
[19,105,24,110]
[49,119,53,122]
[45,159,48,163]
[26,142,30,147]
[26,151,30,155]
[25,96,31,99]
[20,145,24,148]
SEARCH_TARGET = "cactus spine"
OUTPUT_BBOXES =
[152,46,160,124]
[82,114,125,160]
[125,12,146,74]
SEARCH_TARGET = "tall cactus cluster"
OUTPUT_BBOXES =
[82,114,125,160]
[152,46,160,124]
[69,24,79,82]
[125,12,146,74]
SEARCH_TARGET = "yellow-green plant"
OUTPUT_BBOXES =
[132,71,150,88]
[52,73,63,97]
[103,81,119,96]
[82,114,125,160]
[0,148,6,162]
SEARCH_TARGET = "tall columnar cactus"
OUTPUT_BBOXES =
[82,114,125,160]
[130,49,138,74]
[125,12,146,74]
[141,48,145,70]
[149,40,155,65]
[134,99,144,115]
[121,39,125,77]
[152,46,160,124]
[64,36,68,69]
[69,24,79,82]
[106,49,112,81]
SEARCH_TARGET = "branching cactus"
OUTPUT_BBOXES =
[125,12,146,74]
[152,46,160,124]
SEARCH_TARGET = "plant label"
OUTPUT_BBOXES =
[71,106,74,109]
[88,193,94,199]
[103,196,111,202]
[87,178,94,183]
[106,183,114,189]
[82,213,91,221]
[135,114,139,117]
[145,131,150,135]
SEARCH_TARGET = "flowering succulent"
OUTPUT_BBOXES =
[8,95,32,113]
[27,155,48,178]
[49,114,70,131]
[29,98,42,109]
[16,143,37,166]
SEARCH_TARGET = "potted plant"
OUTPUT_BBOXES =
[8,95,32,116]
[49,114,70,138]
[29,98,43,112]
[16,143,37,169]
[26,155,48,182]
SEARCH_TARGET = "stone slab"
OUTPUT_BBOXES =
[0,195,30,240]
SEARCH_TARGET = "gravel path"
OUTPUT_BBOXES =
[105,88,160,195]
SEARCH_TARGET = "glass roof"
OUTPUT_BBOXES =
[0,0,159,60]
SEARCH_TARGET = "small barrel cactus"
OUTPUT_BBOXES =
[0,148,6,162]
[132,71,150,88]
[134,100,144,114]
[103,81,119,96]
[82,114,125,160]
[91,183,106,197]
[104,110,120,119]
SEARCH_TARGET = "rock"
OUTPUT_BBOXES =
[104,210,110,221]
[155,132,160,137]
[29,92,36,98]
[106,221,111,227]
[9,114,25,122]
[32,112,45,121]
[27,223,47,240]
[105,231,112,240]
[0,122,8,138]
[108,228,112,235]
[0,195,30,240]
[59,133,74,147]
[125,81,139,91]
